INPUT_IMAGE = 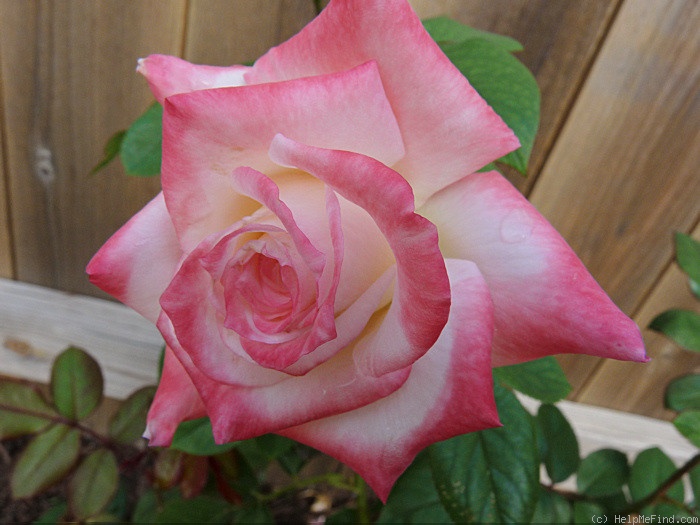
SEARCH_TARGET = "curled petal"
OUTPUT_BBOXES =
[420,171,648,365]
[161,60,404,250]
[86,192,182,323]
[137,54,250,103]
[281,259,499,502]
[269,134,451,377]
[247,0,519,204]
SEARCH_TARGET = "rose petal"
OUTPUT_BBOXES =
[86,192,182,323]
[269,134,451,377]
[420,171,648,365]
[280,259,499,502]
[247,0,519,204]
[161,60,404,250]
[137,54,250,103]
[165,332,412,442]
[144,346,207,446]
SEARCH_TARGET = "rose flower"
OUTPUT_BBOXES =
[87,0,647,500]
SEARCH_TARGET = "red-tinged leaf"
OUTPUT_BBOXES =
[69,449,119,520]
[153,448,184,490]
[50,346,103,420]
[180,454,209,499]
[11,424,80,498]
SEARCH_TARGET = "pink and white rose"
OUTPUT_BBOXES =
[87,0,647,500]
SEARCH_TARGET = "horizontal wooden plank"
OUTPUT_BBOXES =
[0,278,162,399]
[0,278,694,470]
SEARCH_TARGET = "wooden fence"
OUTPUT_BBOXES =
[0,0,698,420]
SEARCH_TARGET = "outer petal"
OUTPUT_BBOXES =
[269,134,451,377]
[420,171,648,366]
[144,346,207,446]
[247,0,519,204]
[137,54,250,104]
[280,259,499,502]
[86,192,182,323]
[161,60,404,250]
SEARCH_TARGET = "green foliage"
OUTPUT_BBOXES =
[109,385,156,444]
[531,488,572,524]
[494,356,572,403]
[120,102,163,176]
[91,130,126,175]
[0,380,56,438]
[576,449,630,498]
[68,449,119,520]
[629,447,685,517]
[649,309,700,352]
[171,417,238,456]
[429,384,539,523]
[675,232,700,298]
[377,451,451,523]
[674,411,700,448]
[537,404,580,483]
[422,17,523,51]
[666,374,700,412]
[11,424,81,499]
[50,346,103,420]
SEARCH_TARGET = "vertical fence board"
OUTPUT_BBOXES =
[184,0,316,66]
[0,0,186,296]
[409,0,622,193]
[529,0,700,394]
[577,224,700,419]
[0,121,12,278]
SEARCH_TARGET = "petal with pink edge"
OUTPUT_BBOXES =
[420,171,648,366]
[86,192,182,324]
[144,346,207,447]
[161,60,404,250]
[280,259,499,502]
[247,0,519,204]
[137,54,250,104]
[269,134,451,377]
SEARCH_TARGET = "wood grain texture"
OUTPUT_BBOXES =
[0,117,12,278]
[409,0,622,192]
[184,0,316,66]
[0,0,185,296]
[530,0,700,395]
[576,224,700,420]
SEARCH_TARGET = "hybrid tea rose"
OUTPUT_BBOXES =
[87,0,647,500]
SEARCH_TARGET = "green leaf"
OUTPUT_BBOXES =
[676,232,700,296]
[69,449,119,520]
[629,447,684,517]
[171,417,237,456]
[532,487,572,524]
[376,450,451,524]
[573,501,605,524]
[32,501,68,524]
[120,102,163,176]
[429,384,539,523]
[152,495,234,524]
[673,411,700,447]
[689,464,700,508]
[50,346,103,420]
[665,374,700,411]
[11,424,81,498]
[494,357,571,403]
[423,16,523,51]
[537,404,580,483]
[440,38,540,174]
[108,385,156,444]
[649,309,700,352]
[90,130,126,175]
[0,380,57,438]
[576,449,629,498]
